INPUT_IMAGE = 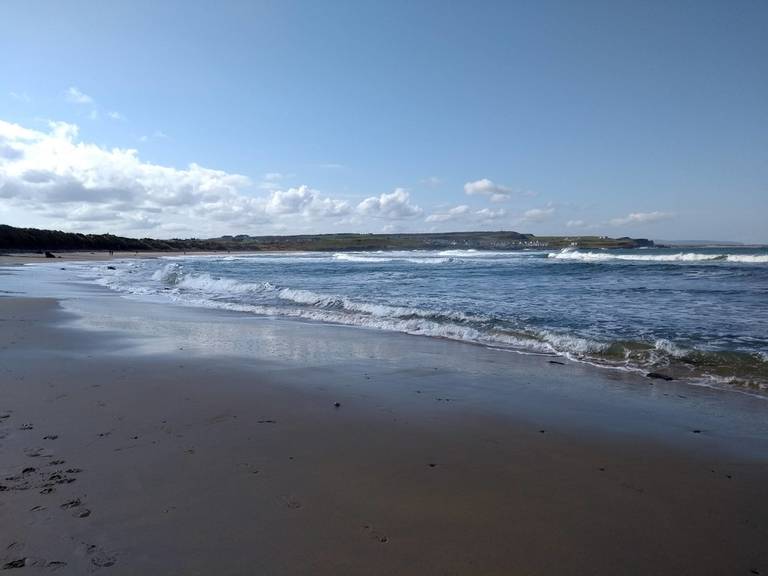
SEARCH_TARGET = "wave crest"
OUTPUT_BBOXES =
[84,257,768,392]
[333,253,453,264]
[548,250,767,264]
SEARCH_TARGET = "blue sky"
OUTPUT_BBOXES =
[1,0,766,242]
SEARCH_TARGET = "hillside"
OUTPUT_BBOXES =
[0,224,654,253]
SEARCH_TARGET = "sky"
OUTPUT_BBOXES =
[1,0,766,242]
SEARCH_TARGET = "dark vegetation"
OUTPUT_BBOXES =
[0,224,654,253]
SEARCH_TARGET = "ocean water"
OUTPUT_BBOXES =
[70,246,768,391]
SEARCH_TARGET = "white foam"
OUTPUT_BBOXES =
[277,287,480,323]
[151,262,183,283]
[547,249,767,263]
[726,254,768,264]
[333,253,389,263]
[70,254,767,392]
[437,249,532,258]
[176,273,274,294]
[536,331,609,355]
[653,338,688,357]
[333,252,454,264]
[547,250,614,262]
[169,294,558,354]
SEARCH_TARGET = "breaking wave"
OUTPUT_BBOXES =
[332,253,454,264]
[85,259,768,392]
[332,250,548,264]
[151,263,275,293]
[548,249,768,264]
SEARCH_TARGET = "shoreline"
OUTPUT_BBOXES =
[6,254,765,396]
[1,267,768,573]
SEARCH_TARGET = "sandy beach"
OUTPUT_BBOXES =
[1,265,767,575]
[3,0,767,572]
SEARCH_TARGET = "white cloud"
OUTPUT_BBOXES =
[265,185,350,218]
[421,176,441,188]
[138,130,168,143]
[425,204,470,223]
[257,171,297,190]
[0,118,260,234]
[475,207,506,221]
[490,193,511,203]
[520,207,555,223]
[356,188,422,219]
[0,118,434,237]
[9,91,31,103]
[65,86,94,105]
[64,88,125,125]
[464,178,511,197]
[425,205,507,225]
[566,219,586,228]
[609,211,673,226]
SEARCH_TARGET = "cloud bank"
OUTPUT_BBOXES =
[0,118,679,238]
[463,178,511,200]
[0,119,430,237]
[357,188,422,219]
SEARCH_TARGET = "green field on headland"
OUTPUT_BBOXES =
[0,224,653,253]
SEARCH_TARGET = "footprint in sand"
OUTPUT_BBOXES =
[60,498,81,509]
[362,524,389,543]
[278,495,302,509]
[46,472,75,486]
[91,555,116,568]
[238,463,260,475]
[80,544,117,569]
[2,557,67,570]
[208,413,237,425]
[619,482,645,494]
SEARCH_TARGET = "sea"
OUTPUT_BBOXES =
[68,246,768,392]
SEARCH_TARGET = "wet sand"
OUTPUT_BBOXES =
[1,290,767,574]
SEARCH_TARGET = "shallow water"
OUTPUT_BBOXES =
[66,246,768,390]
